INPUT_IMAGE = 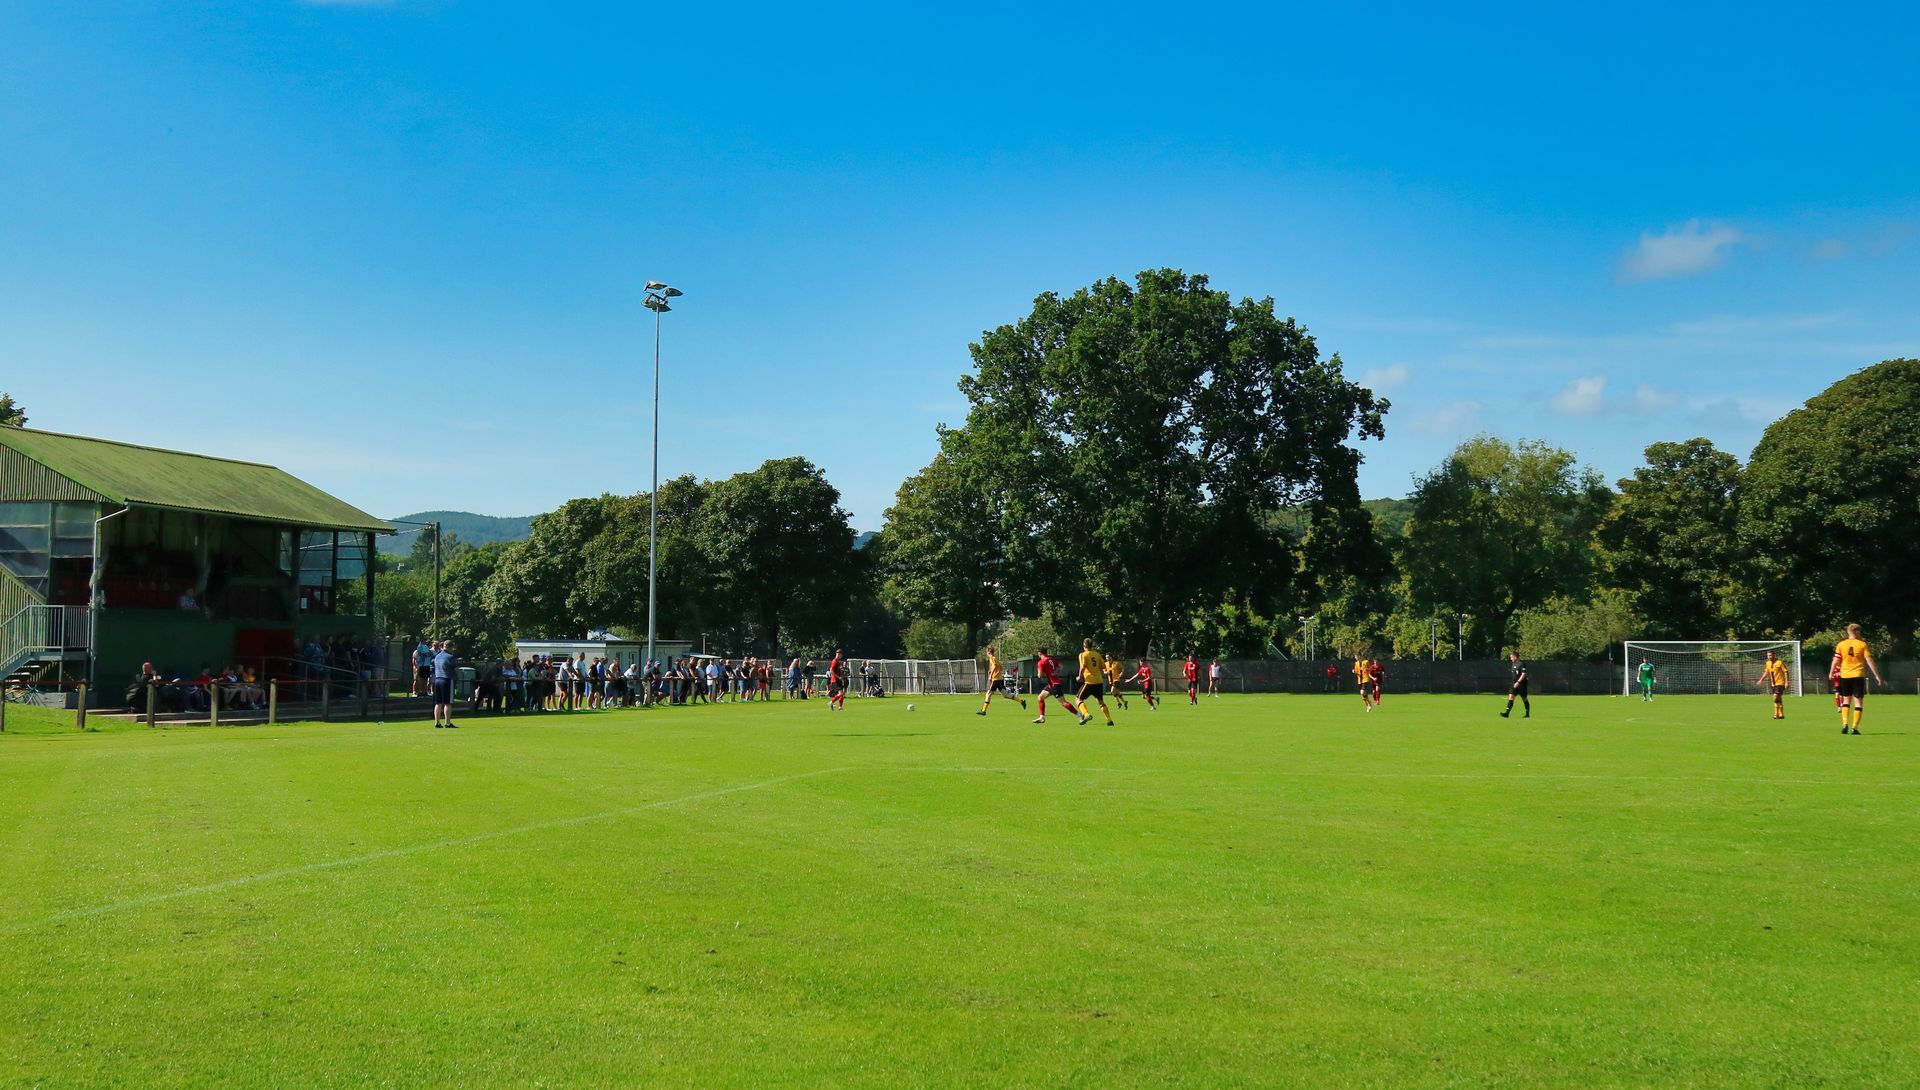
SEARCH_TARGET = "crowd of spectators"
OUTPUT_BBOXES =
[458,654,860,713]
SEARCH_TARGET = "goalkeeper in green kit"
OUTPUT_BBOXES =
[1637,658,1656,701]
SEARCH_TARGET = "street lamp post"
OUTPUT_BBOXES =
[642,281,684,688]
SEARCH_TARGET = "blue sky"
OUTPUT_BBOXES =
[3,2,1916,529]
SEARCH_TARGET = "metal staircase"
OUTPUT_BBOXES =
[1,567,84,692]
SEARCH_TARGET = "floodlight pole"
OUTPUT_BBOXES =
[1457,613,1467,661]
[642,282,681,686]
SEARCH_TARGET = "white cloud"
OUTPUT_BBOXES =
[1631,384,1681,414]
[1619,220,1746,281]
[1358,363,1410,394]
[1410,400,1482,437]
[1550,375,1608,416]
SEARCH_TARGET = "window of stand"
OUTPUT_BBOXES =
[297,531,336,615]
[296,531,373,617]
[0,502,53,595]
[0,501,101,598]
[333,533,371,617]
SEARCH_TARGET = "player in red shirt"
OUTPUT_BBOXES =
[1366,658,1384,709]
[1031,648,1088,725]
[1183,654,1199,706]
[1127,658,1159,710]
[827,648,847,710]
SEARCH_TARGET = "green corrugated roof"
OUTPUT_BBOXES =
[0,428,393,534]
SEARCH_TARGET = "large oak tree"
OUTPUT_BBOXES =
[1740,358,1920,652]
[897,269,1386,654]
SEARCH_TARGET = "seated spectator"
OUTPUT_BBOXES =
[186,664,214,712]
[126,661,174,711]
[224,664,264,709]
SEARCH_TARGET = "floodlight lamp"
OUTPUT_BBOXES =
[644,296,671,313]
[645,280,668,290]
[663,287,683,297]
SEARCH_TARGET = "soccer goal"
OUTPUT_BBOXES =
[1621,640,1803,697]
[859,658,987,695]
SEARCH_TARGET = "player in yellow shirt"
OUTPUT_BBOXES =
[1755,649,1789,720]
[976,643,1027,717]
[1830,624,1884,735]
[1353,654,1372,712]
[1103,655,1129,709]
[1076,639,1116,726]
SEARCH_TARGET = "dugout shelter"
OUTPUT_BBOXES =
[0,427,393,704]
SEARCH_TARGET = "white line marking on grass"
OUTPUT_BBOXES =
[5,766,851,936]
[896,766,1914,788]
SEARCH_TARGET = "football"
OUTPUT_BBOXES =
[907,703,915,711]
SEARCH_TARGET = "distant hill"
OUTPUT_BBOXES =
[1362,497,1415,539]
[1270,497,1411,543]
[854,531,877,550]
[378,511,537,555]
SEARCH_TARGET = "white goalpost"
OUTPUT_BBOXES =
[1621,640,1803,697]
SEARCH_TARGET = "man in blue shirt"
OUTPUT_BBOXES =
[432,640,458,729]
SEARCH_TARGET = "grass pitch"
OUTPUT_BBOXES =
[3,690,1917,1088]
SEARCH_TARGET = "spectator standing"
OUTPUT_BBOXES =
[431,641,458,728]
[412,637,432,697]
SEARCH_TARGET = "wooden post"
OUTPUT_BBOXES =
[268,679,278,725]
[75,683,87,730]
[146,681,157,728]
[319,681,330,723]
[210,682,220,728]
[1,691,7,732]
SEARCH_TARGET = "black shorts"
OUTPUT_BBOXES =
[415,665,431,679]
[1509,680,1529,697]
[1043,679,1066,697]
[431,678,452,704]
[1837,676,1866,699]
[991,679,1016,695]
[1081,683,1105,701]
[1770,684,1786,698]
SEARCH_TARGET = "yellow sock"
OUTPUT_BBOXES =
[1852,708,1863,729]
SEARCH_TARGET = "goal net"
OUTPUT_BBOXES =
[857,658,986,695]
[1621,640,1802,697]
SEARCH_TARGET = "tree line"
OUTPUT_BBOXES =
[375,270,1920,662]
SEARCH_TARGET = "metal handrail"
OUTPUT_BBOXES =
[1,603,65,680]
